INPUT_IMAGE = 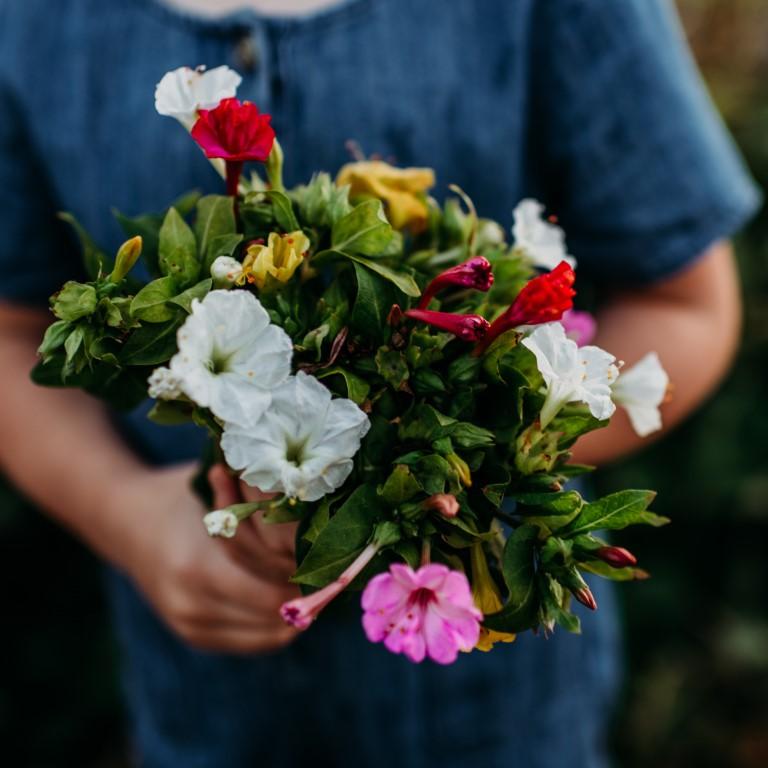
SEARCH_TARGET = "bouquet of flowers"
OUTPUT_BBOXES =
[33,66,671,664]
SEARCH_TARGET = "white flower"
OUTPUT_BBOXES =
[210,256,243,288]
[522,322,618,427]
[512,199,576,270]
[221,371,371,502]
[147,366,183,400]
[169,290,293,425]
[155,65,242,129]
[612,352,669,437]
[203,509,238,538]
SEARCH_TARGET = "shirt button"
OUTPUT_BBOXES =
[234,34,260,74]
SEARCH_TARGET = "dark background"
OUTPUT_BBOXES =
[1,2,766,765]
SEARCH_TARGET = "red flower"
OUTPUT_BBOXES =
[404,308,490,342]
[191,98,276,196]
[475,261,575,353]
[418,256,494,309]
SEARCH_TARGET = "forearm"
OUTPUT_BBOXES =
[0,302,151,567]
[572,242,741,465]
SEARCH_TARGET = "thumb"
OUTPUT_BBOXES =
[208,463,242,509]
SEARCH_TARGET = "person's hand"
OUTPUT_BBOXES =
[114,463,300,654]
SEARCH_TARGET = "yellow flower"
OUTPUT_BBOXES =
[242,230,310,290]
[470,543,516,652]
[336,160,435,232]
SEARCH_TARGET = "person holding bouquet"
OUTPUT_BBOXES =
[0,0,759,766]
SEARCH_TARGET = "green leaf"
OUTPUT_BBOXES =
[159,207,199,286]
[538,573,581,634]
[130,276,178,322]
[120,317,183,366]
[38,320,71,362]
[579,560,649,582]
[203,233,244,274]
[483,524,539,633]
[169,278,212,313]
[323,249,420,297]
[292,485,383,587]
[410,454,453,496]
[350,262,396,340]
[64,325,85,363]
[331,199,394,255]
[375,347,410,390]
[316,366,370,405]
[561,490,667,537]
[379,465,422,506]
[293,172,353,227]
[194,195,236,265]
[52,282,98,322]
[448,422,495,450]
[147,400,194,426]
[59,212,110,279]
[511,490,584,533]
[262,189,300,231]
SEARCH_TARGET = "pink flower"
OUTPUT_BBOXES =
[561,309,597,346]
[418,256,494,309]
[404,308,490,342]
[281,542,379,630]
[423,493,460,518]
[362,563,482,664]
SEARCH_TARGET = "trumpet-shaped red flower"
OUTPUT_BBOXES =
[418,256,494,309]
[191,97,276,196]
[475,260,575,353]
[404,308,490,342]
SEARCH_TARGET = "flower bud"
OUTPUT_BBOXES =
[423,493,460,518]
[572,586,598,611]
[561,308,597,347]
[596,546,638,568]
[265,136,285,191]
[147,366,183,400]
[109,236,143,283]
[418,256,494,309]
[446,453,472,487]
[404,308,490,342]
[210,255,243,288]
[203,509,239,538]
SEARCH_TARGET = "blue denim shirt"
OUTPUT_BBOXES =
[0,1,760,766]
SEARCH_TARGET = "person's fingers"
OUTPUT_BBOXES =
[208,463,241,508]
[239,481,276,504]
[221,521,296,584]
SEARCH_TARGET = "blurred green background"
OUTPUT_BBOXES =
[1,1,766,766]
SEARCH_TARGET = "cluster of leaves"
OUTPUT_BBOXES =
[33,171,667,638]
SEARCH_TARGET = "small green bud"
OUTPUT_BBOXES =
[52,281,98,321]
[265,137,284,191]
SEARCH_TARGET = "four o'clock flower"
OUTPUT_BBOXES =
[202,509,239,538]
[470,543,516,652]
[169,290,292,426]
[281,541,381,630]
[611,352,669,437]
[512,199,576,270]
[191,97,276,196]
[561,309,597,347]
[155,65,242,130]
[418,256,494,309]
[361,563,482,664]
[404,308,490,342]
[241,231,310,290]
[522,322,619,428]
[221,371,370,502]
[475,261,576,353]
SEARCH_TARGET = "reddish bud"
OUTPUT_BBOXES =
[423,493,460,518]
[404,308,490,342]
[572,586,598,611]
[418,256,494,309]
[596,546,638,568]
[387,304,405,326]
[476,261,576,353]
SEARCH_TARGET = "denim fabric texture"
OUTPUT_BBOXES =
[0,0,760,765]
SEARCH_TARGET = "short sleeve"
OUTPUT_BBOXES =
[531,0,762,284]
[0,77,81,305]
